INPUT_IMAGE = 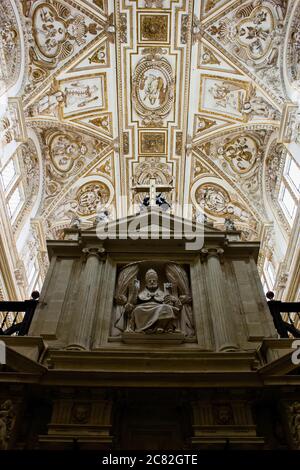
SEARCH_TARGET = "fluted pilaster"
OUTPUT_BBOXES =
[201,248,238,352]
[67,247,106,350]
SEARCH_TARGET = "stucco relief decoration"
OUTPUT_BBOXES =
[196,184,230,217]
[46,130,88,174]
[217,135,259,174]
[208,1,285,66]
[0,1,20,91]
[133,158,173,186]
[76,181,110,216]
[11,140,40,234]
[287,8,300,86]
[21,140,40,196]
[43,129,109,201]
[265,141,285,198]
[24,1,100,89]
[132,157,173,205]
[207,1,286,97]
[194,183,258,238]
[200,76,250,122]
[132,53,174,126]
[112,262,195,339]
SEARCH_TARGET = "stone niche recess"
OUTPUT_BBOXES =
[110,261,195,344]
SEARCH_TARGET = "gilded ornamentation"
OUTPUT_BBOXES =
[199,75,250,121]
[47,131,88,174]
[119,13,127,43]
[196,184,230,216]
[139,15,169,43]
[132,54,174,126]
[193,157,209,180]
[181,14,201,44]
[194,183,256,232]
[195,117,217,133]
[31,3,98,69]
[201,47,220,65]
[175,132,183,155]
[236,7,275,61]
[242,86,279,120]
[21,141,39,194]
[218,135,258,174]
[29,82,64,117]
[76,181,110,216]
[139,131,166,154]
[89,45,107,64]
[145,0,164,8]
[132,158,173,187]
[59,74,107,118]
[89,114,111,134]
[208,1,286,65]
[43,128,110,204]
[204,0,223,13]
[123,132,129,155]
[206,1,286,98]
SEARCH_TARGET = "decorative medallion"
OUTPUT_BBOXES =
[76,181,110,216]
[218,135,258,174]
[132,55,174,126]
[31,3,98,69]
[48,131,88,174]
[235,6,274,62]
[195,183,230,216]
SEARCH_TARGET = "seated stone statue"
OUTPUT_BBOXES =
[113,263,194,338]
[125,269,182,334]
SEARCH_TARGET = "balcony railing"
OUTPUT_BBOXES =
[266,291,300,339]
[0,291,39,336]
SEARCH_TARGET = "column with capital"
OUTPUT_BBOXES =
[201,248,239,352]
[67,247,106,350]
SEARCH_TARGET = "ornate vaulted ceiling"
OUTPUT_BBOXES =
[2,0,296,244]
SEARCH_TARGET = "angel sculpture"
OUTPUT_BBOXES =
[113,263,194,337]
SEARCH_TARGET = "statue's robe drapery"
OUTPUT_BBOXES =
[166,263,194,337]
[114,263,139,333]
[132,288,176,332]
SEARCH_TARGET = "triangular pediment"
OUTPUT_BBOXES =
[81,207,230,238]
